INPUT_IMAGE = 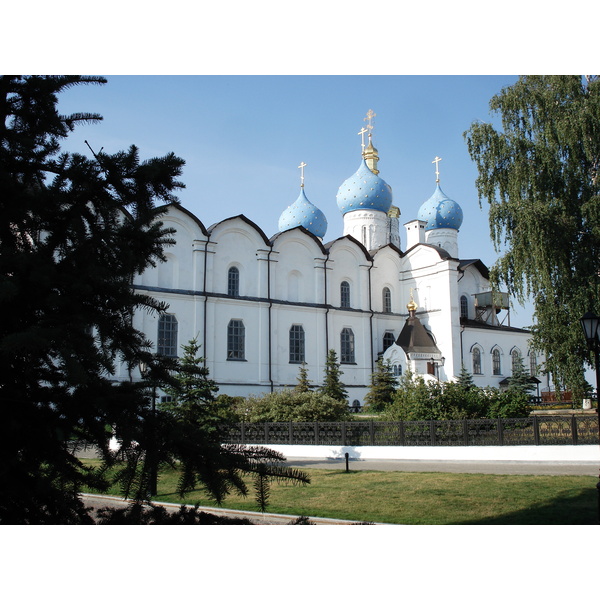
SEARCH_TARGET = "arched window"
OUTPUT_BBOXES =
[383,287,392,313]
[529,352,537,376]
[392,364,402,377]
[289,325,305,364]
[472,346,482,375]
[383,331,395,351]
[228,266,239,297]
[340,281,351,308]
[340,328,355,363]
[460,295,469,320]
[157,314,178,357]
[492,348,502,375]
[511,348,522,374]
[227,319,245,360]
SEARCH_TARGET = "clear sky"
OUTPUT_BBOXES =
[56,74,541,326]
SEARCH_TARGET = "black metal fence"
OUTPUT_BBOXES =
[221,415,599,447]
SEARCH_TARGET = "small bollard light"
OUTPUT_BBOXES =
[345,452,349,472]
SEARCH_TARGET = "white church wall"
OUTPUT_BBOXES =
[271,231,326,305]
[207,217,269,298]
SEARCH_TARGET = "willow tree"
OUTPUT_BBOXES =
[464,75,600,397]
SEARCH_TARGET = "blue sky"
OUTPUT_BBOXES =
[57,74,540,327]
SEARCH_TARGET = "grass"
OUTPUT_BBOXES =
[82,459,598,524]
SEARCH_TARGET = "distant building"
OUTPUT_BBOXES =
[119,113,544,407]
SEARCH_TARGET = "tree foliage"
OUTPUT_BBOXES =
[320,349,348,401]
[238,389,351,422]
[384,370,529,421]
[0,76,308,522]
[364,358,397,412]
[294,362,311,393]
[464,75,600,396]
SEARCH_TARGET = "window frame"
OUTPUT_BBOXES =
[492,348,502,376]
[383,331,395,352]
[228,266,240,297]
[289,324,305,364]
[157,314,178,357]
[529,352,537,376]
[227,319,245,360]
[472,346,482,375]
[340,327,355,364]
[383,287,392,313]
[511,348,521,374]
[340,281,351,308]
[460,295,469,320]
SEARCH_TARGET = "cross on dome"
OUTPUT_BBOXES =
[298,161,307,188]
[357,127,368,153]
[432,156,442,183]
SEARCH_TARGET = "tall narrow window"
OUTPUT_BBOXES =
[383,332,395,351]
[472,347,482,374]
[511,348,521,374]
[157,314,178,357]
[227,319,245,360]
[529,352,537,376]
[289,325,305,364]
[383,287,392,313]
[460,295,469,320]
[340,281,350,308]
[228,266,239,297]
[340,327,355,363]
[492,348,501,375]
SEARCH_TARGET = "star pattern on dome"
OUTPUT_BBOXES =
[417,184,463,231]
[278,188,328,238]
[336,160,393,215]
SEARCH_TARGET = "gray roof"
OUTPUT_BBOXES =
[396,313,441,355]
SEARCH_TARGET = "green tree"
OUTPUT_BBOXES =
[384,369,433,421]
[464,75,600,397]
[385,370,527,421]
[238,389,351,422]
[294,362,311,393]
[364,358,397,412]
[0,76,308,523]
[0,75,184,523]
[320,349,348,401]
[456,363,476,391]
[507,353,537,397]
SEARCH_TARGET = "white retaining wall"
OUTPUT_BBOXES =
[261,444,600,462]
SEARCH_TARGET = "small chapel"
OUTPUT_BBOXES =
[122,111,543,408]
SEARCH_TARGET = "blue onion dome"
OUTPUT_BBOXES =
[278,188,328,238]
[417,184,463,231]
[336,159,393,215]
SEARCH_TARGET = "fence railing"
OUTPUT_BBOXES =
[221,415,599,447]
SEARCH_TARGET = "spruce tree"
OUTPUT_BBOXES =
[320,349,348,401]
[507,353,536,397]
[456,363,476,390]
[294,362,311,393]
[0,76,309,522]
[364,358,397,412]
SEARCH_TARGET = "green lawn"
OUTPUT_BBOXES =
[82,460,598,524]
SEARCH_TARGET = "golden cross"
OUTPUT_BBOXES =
[298,162,307,188]
[364,109,376,131]
[357,127,368,152]
[432,156,442,183]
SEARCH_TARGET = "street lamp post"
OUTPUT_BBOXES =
[579,311,600,523]
[139,358,158,498]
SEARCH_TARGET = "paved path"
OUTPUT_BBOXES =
[284,457,600,476]
[81,494,375,525]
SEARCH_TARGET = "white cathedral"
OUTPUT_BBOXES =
[121,113,544,409]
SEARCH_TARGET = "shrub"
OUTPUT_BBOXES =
[237,389,352,422]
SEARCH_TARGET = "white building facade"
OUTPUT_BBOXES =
[118,121,544,407]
